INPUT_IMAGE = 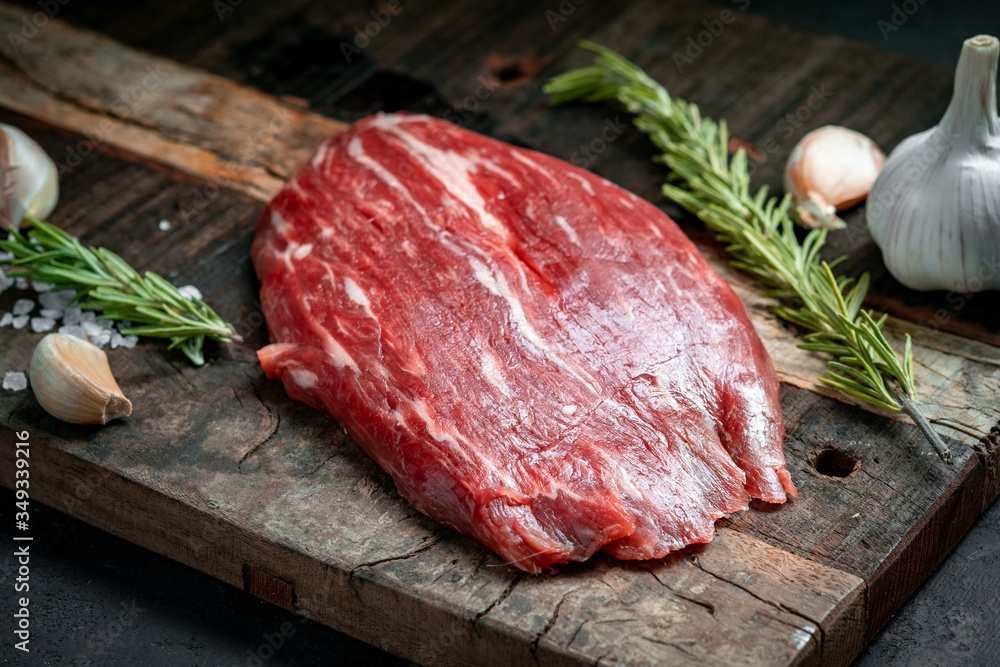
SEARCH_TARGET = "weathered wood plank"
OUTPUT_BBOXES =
[0,112,995,666]
[2,0,995,452]
[1,3,999,665]
[0,2,346,201]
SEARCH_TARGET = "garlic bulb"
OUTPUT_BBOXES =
[867,35,1000,292]
[30,333,132,425]
[784,126,886,230]
[0,123,59,231]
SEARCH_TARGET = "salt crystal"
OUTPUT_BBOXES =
[62,308,82,325]
[90,331,111,348]
[2,371,27,391]
[58,324,87,340]
[98,319,114,330]
[119,335,139,349]
[14,277,28,290]
[158,219,171,231]
[30,317,55,333]
[118,320,132,330]
[12,299,34,316]
[110,331,125,349]
[0,313,10,327]
[32,281,53,293]
[40,289,75,310]
[178,285,202,301]
[39,308,62,319]
[0,271,13,294]
[81,311,97,324]
[0,251,13,262]
[83,320,104,337]
[12,315,29,329]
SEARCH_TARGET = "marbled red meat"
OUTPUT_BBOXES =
[252,112,796,573]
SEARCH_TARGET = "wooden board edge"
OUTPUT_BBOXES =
[862,444,1000,642]
[0,428,555,667]
[1,427,876,667]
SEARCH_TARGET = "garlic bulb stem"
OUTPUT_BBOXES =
[939,35,998,141]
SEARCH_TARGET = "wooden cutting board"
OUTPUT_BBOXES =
[1,2,998,665]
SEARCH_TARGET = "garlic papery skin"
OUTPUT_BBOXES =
[866,35,1000,292]
[0,123,59,231]
[784,125,886,230]
[29,333,132,425]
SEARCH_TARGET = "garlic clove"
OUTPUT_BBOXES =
[0,123,59,231]
[784,125,887,229]
[29,333,132,425]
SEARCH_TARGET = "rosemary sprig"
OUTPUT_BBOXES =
[0,216,241,365]
[545,41,951,462]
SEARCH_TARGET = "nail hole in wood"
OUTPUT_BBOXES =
[494,62,524,83]
[813,447,859,478]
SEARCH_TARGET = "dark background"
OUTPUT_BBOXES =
[3,0,1000,665]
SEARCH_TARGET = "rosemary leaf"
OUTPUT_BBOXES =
[0,216,241,365]
[545,41,952,462]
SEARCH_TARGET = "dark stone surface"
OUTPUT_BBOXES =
[2,1,999,666]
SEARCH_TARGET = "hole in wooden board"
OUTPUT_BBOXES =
[812,447,860,478]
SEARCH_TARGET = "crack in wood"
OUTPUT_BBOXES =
[687,557,826,660]
[347,533,446,601]
[473,571,525,624]
[302,450,338,477]
[638,635,701,660]
[645,567,716,617]
[530,588,577,654]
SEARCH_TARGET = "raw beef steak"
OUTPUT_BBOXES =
[252,112,796,573]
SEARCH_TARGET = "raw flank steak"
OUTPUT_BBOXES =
[252,113,796,573]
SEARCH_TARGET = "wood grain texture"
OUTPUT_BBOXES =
[0,2,347,201]
[0,1,994,450]
[0,109,990,667]
[0,1,999,665]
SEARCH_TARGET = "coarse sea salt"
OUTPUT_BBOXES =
[39,308,62,319]
[0,271,14,294]
[30,317,56,333]
[90,331,111,348]
[158,219,171,231]
[119,335,138,349]
[12,298,34,316]
[83,320,104,337]
[62,308,82,326]
[0,313,11,327]
[11,315,29,329]
[14,277,28,290]
[32,281,53,293]
[58,324,87,340]
[178,285,203,301]
[40,289,75,310]
[2,371,27,392]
